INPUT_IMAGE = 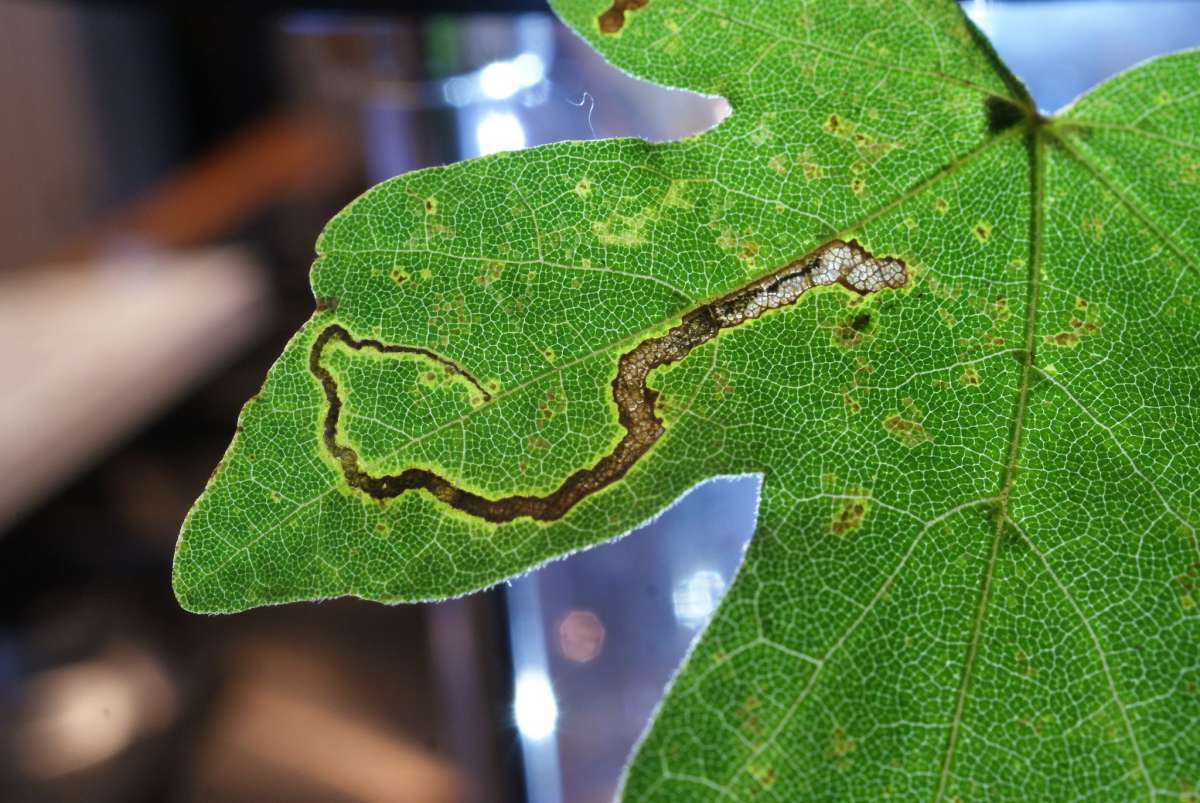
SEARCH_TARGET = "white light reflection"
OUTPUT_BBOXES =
[673,569,726,628]
[480,61,522,100]
[442,75,474,108]
[475,112,527,155]
[480,53,544,100]
[445,52,547,106]
[514,670,559,741]
[512,53,546,88]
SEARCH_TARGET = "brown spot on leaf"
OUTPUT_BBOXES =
[884,414,932,447]
[738,239,759,266]
[832,497,868,536]
[598,0,648,33]
[973,222,991,243]
[749,764,776,787]
[834,313,871,349]
[991,295,1009,322]
[476,261,505,287]
[800,154,825,182]
[962,366,980,386]
[1046,308,1100,348]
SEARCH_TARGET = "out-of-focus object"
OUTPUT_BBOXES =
[15,645,178,780]
[0,2,106,274]
[184,642,462,803]
[56,114,356,263]
[555,610,604,664]
[203,683,461,803]
[0,247,269,530]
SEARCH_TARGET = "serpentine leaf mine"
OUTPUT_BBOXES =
[311,240,907,522]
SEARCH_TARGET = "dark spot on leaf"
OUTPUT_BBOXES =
[598,0,648,33]
[985,95,1026,133]
[315,296,338,313]
[834,312,871,349]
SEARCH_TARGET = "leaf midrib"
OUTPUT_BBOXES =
[935,117,1044,801]
[933,111,1200,797]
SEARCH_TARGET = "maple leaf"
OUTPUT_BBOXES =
[175,0,1200,796]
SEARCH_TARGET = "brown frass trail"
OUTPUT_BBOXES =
[310,240,908,523]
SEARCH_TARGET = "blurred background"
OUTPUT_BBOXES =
[0,2,1197,802]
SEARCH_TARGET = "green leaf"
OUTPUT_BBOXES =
[174,0,1200,797]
